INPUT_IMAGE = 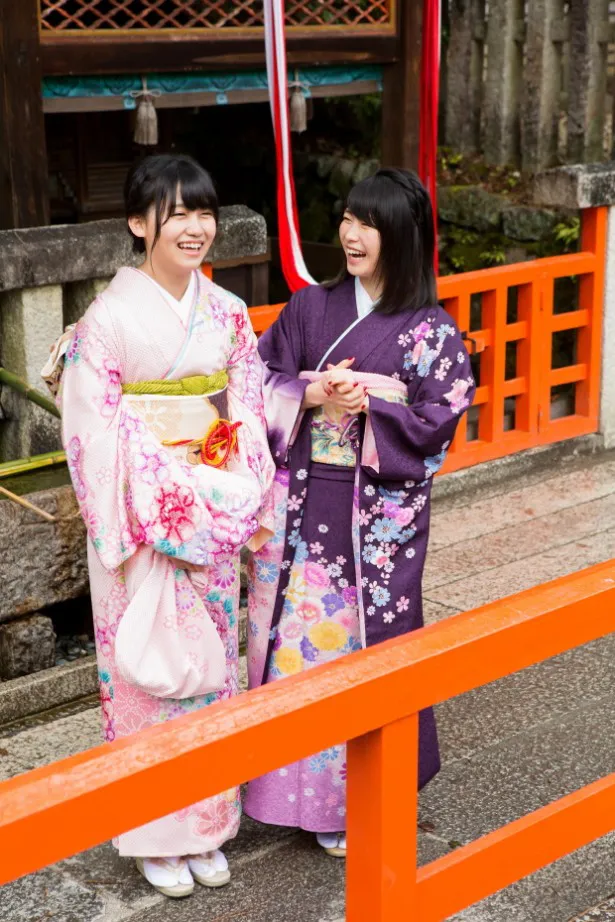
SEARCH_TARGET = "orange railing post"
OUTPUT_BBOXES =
[347,714,419,921]
[1,560,615,918]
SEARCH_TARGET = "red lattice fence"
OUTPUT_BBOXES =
[39,0,393,31]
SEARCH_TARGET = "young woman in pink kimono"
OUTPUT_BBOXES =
[56,155,274,897]
[245,169,475,857]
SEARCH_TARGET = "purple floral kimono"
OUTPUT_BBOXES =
[244,277,475,833]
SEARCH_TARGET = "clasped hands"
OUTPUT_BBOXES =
[304,358,369,414]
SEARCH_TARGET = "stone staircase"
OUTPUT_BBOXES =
[2,449,615,921]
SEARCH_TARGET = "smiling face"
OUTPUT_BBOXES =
[128,189,217,281]
[339,210,382,288]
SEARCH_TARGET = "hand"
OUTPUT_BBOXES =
[301,358,356,409]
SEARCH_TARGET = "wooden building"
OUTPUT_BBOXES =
[0,0,423,231]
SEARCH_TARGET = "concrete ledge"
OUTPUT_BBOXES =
[434,434,604,504]
[0,205,267,293]
[0,656,97,725]
[534,163,615,209]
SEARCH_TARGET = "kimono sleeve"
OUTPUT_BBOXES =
[257,289,310,465]
[363,313,476,483]
[226,297,276,543]
[60,298,260,571]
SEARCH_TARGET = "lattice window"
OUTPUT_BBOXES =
[39,0,392,31]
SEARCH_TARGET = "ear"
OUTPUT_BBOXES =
[127,214,146,241]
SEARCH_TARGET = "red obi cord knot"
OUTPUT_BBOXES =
[199,419,242,468]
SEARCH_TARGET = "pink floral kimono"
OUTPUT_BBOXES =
[58,267,274,857]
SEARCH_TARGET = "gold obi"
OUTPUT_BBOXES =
[124,383,237,468]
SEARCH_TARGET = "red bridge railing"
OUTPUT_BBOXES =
[0,560,614,919]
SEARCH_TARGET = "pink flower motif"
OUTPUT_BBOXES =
[304,562,330,589]
[382,501,400,518]
[358,510,372,526]
[395,507,415,527]
[310,542,324,556]
[296,599,325,625]
[413,321,432,342]
[396,596,410,613]
[134,444,170,486]
[195,799,231,838]
[288,494,302,512]
[215,560,237,589]
[184,624,203,641]
[282,621,303,640]
[342,585,358,607]
[445,378,471,414]
[412,339,428,366]
[155,484,197,545]
[374,551,389,569]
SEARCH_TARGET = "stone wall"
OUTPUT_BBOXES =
[443,0,613,170]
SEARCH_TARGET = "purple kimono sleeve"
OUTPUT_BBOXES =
[258,290,310,466]
[363,324,476,483]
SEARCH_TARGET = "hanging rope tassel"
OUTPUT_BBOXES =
[131,78,161,147]
[289,71,309,134]
[289,86,307,133]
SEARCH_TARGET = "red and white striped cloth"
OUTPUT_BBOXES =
[264,0,441,290]
[264,0,315,292]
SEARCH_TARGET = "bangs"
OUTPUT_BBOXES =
[155,159,219,227]
[345,176,388,230]
[346,174,391,231]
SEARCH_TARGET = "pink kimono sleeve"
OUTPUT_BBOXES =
[60,299,261,570]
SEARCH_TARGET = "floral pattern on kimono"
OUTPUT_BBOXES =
[245,279,475,831]
[60,268,274,857]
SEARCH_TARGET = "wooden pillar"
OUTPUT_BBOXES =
[444,0,486,154]
[0,0,49,229]
[381,0,423,171]
[567,0,609,163]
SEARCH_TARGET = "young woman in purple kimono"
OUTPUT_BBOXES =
[244,168,475,857]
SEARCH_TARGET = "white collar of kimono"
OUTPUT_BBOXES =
[315,277,379,372]
[148,271,196,327]
[355,276,378,319]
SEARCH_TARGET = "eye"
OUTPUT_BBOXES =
[172,211,187,218]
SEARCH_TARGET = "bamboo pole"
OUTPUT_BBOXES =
[0,451,67,480]
[0,485,56,522]
[0,368,61,419]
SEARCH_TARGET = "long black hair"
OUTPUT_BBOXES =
[124,154,219,255]
[328,168,437,315]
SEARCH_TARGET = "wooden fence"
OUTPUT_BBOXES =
[442,0,615,171]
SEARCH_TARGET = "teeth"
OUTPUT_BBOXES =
[348,250,365,258]
[179,243,201,250]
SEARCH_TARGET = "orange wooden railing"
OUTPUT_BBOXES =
[233,206,607,475]
[1,559,614,920]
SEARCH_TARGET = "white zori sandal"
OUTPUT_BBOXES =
[135,857,194,898]
[187,849,231,887]
[316,832,347,858]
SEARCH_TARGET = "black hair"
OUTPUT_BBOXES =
[124,154,219,255]
[327,168,437,315]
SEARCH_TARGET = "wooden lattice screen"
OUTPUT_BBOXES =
[39,0,393,31]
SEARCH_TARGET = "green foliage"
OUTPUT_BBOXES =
[553,218,581,251]
[479,246,507,266]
